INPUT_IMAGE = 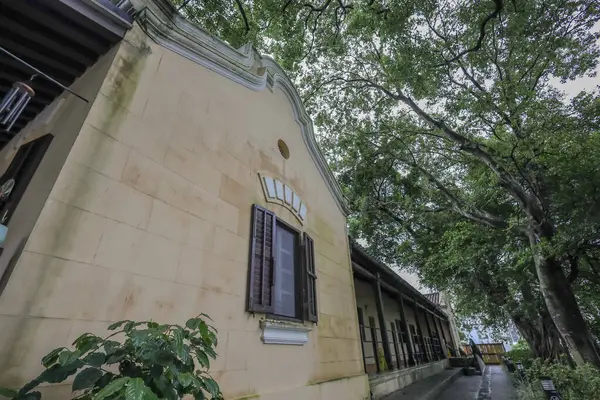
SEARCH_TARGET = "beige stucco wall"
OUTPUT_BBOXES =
[437,294,463,351]
[0,26,368,400]
[0,46,119,292]
[0,45,119,382]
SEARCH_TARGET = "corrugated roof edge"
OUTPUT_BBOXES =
[424,292,441,305]
[350,239,447,316]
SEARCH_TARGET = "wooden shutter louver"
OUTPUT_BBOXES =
[247,205,276,313]
[303,233,318,322]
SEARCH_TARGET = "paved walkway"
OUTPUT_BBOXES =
[489,365,517,400]
[437,365,517,400]
[381,368,463,400]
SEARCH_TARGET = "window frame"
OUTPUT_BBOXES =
[247,204,318,324]
[268,218,303,321]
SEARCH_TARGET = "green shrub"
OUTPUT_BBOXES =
[0,315,222,400]
[523,359,600,400]
[515,381,545,400]
[505,340,535,368]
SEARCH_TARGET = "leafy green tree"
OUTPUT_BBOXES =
[173,0,600,365]
[0,316,222,400]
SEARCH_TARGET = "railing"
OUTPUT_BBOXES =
[359,321,446,375]
[463,342,505,364]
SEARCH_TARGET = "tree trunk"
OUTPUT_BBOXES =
[531,246,600,367]
[512,313,562,360]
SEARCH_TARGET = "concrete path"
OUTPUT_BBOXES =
[380,368,463,400]
[489,365,517,400]
[437,365,517,400]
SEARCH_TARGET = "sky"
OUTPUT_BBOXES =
[552,70,600,98]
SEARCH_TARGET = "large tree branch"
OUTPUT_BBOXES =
[434,23,523,139]
[415,164,509,229]
[390,89,546,225]
[378,206,418,238]
[282,0,295,12]
[508,141,540,200]
[436,0,504,65]
[234,0,250,34]
[303,0,332,12]
[316,73,546,229]
[363,127,509,229]
[177,0,193,10]
[568,255,580,284]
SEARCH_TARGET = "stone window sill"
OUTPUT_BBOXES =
[260,319,312,345]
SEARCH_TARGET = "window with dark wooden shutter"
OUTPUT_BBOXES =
[247,205,276,313]
[303,232,318,322]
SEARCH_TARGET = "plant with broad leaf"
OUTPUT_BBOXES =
[0,315,223,400]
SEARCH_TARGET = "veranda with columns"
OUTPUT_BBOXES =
[351,244,457,397]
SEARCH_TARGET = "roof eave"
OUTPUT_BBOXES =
[350,242,447,317]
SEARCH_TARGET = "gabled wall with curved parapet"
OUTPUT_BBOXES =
[131,0,350,217]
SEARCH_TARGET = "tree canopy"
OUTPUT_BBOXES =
[173,0,600,366]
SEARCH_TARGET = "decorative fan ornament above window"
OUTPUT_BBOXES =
[259,173,307,224]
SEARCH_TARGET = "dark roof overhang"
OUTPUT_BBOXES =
[0,0,134,146]
[351,242,449,320]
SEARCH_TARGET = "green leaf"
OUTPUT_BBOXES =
[143,387,159,400]
[83,352,106,367]
[38,361,83,384]
[124,378,158,400]
[155,351,174,366]
[107,321,129,331]
[185,318,201,330]
[41,348,65,368]
[123,321,136,333]
[95,372,114,390]
[149,365,163,378]
[147,322,158,329]
[197,321,209,339]
[105,349,127,364]
[195,350,209,369]
[17,379,40,396]
[172,329,187,362]
[92,377,129,400]
[118,360,142,378]
[72,368,103,392]
[193,390,205,400]
[20,392,41,400]
[130,330,151,347]
[123,378,144,400]
[0,387,17,398]
[152,376,177,400]
[103,341,120,355]
[73,334,102,354]
[197,313,213,322]
[178,372,193,388]
[204,346,217,359]
[202,378,220,398]
[58,350,80,366]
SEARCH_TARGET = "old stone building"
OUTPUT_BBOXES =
[0,0,459,398]
[0,0,366,398]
